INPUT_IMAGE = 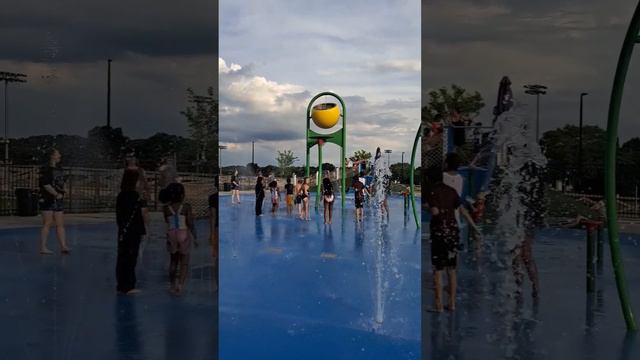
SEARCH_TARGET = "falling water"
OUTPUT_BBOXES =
[371,154,392,324]
[487,103,547,356]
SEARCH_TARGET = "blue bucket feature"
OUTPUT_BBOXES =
[458,166,489,201]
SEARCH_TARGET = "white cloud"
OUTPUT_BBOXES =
[219,57,420,166]
[219,57,242,74]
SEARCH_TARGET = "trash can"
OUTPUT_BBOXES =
[15,188,39,216]
[223,182,232,192]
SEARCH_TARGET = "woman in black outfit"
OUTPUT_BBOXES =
[116,169,148,294]
[255,176,265,216]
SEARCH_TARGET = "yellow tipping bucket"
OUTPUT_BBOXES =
[311,103,340,129]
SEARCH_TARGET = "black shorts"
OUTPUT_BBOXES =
[430,223,460,270]
[355,198,364,209]
[40,198,64,212]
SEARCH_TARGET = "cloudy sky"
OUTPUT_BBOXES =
[0,0,217,140]
[423,0,640,142]
[219,0,421,167]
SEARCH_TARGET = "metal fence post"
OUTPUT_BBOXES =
[587,223,596,293]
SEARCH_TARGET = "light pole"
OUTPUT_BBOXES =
[251,141,255,165]
[524,84,548,141]
[219,145,227,175]
[401,151,405,183]
[107,59,112,127]
[1,71,27,165]
[579,92,588,192]
[384,149,392,167]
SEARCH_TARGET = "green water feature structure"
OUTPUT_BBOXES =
[305,92,347,209]
[409,124,422,228]
[605,0,640,331]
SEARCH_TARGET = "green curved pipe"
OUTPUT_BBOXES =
[605,1,640,331]
[409,124,422,228]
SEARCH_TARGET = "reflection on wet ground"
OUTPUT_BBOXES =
[423,227,640,360]
[219,194,420,360]
[0,220,216,360]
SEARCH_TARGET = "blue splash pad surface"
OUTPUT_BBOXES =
[423,226,640,360]
[0,220,216,360]
[219,194,421,360]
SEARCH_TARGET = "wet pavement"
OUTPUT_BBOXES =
[219,194,421,360]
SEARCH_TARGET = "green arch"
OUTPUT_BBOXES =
[605,1,640,331]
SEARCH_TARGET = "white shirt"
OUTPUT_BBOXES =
[443,172,464,225]
[443,172,463,196]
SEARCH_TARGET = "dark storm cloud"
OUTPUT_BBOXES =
[422,0,640,140]
[1,0,217,138]
[0,0,217,63]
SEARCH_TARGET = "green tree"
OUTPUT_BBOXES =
[422,84,484,124]
[350,149,372,162]
[541,125,607,194]
[180,87,218,169]
[276,150,298,175]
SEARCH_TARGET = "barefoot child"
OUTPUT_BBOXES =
[322,177,335,224]
[352,176,368,223]
[425,166,479,312]
[269,180,280,214]
[284,177,295,215]
[163,183,198,295]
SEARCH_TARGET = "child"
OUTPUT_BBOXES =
[425,166,479,312]
[294,179,303,218]
[322,177,335,224]
[163,183,197,296]
[467,192,487,257]
[269,180,280,214]
[352,176,368,223]
[284,177,295,215]
[208,182,219,292]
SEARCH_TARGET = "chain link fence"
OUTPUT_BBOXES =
[0,164,215,217]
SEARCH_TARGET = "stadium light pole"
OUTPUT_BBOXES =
[219,145,227,175]
[401,151,405,184]
[1,71,27,164]
[107,59,112,127]
[579,92,588,192]
[384,149,392,167]
[524,84,548,141]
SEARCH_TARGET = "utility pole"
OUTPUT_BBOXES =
[107,59,112,128]
[1,71,27,164]
[579,92,588,192]
[401,151,405,183]
[524,84,548,141]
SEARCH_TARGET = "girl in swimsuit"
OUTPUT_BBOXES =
[322,177,334,224]
[301,177,310,221]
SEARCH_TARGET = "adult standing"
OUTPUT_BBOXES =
[158,157,180,206]
[255,176,265,216]
[39,148,70,255]
[158,157,179,189]
[116,169,148,294]
[125,153,150,202]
